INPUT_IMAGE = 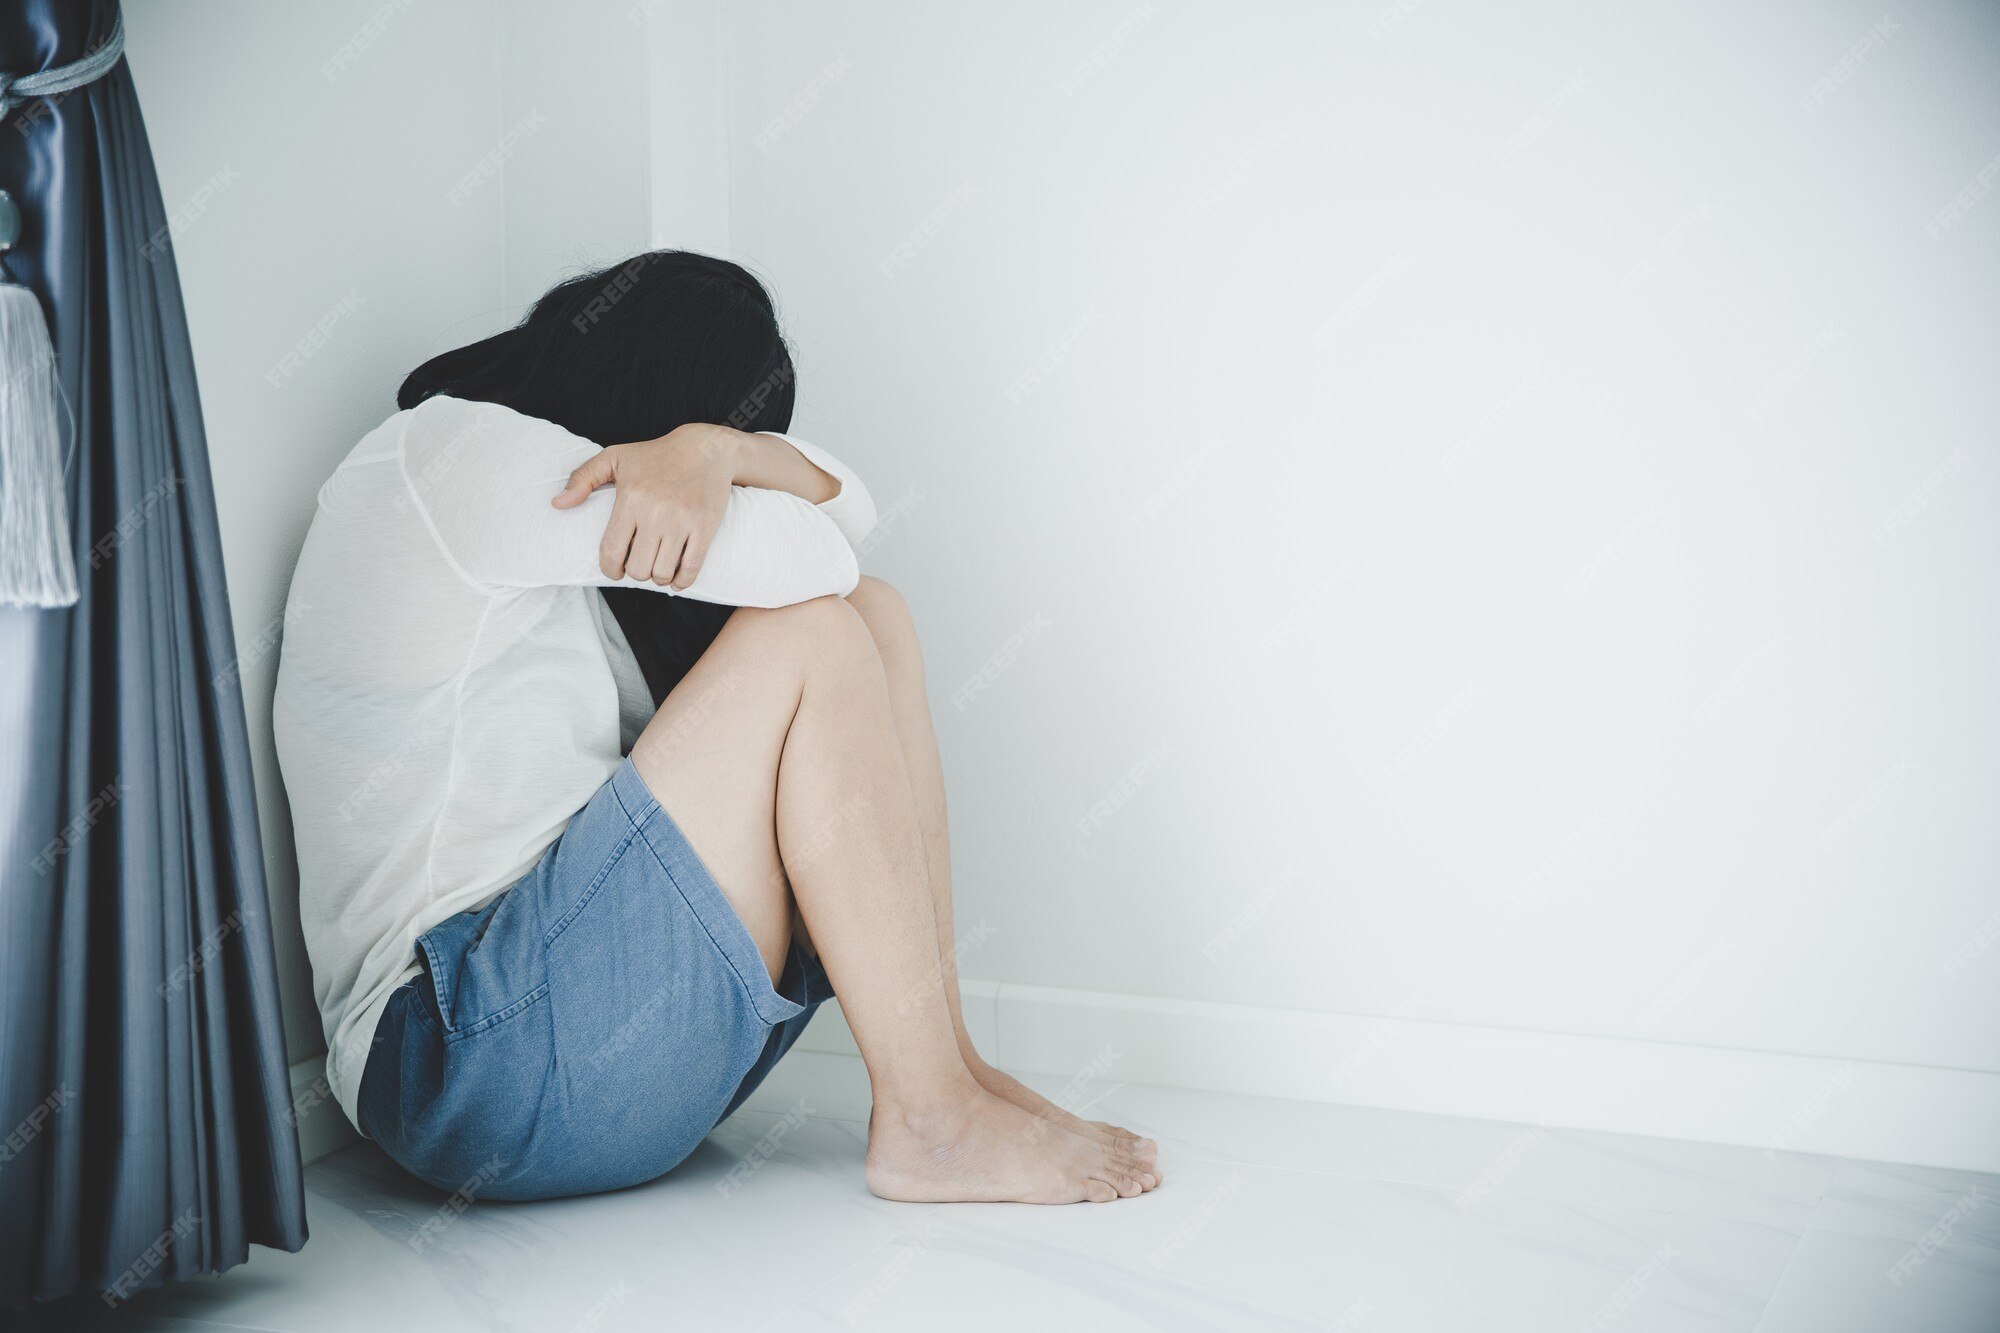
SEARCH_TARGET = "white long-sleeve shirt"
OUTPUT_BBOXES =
[273,395,874,1129]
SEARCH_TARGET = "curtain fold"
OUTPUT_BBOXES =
[0,0,307,1309]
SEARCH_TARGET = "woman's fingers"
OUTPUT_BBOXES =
[670,525,710,591]
[597,502,638,579]
[555,447,618,509]
[632,535,669,586]
[597,485,721,589]
[652,533,689,587]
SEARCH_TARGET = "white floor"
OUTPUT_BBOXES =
[21,1052,2000,1332]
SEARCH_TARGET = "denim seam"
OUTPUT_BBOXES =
[441,979,551,1045]
[630,823,798,1028]
[406,986,442,1035]
[541,827,640,949]
[609,767,658,835]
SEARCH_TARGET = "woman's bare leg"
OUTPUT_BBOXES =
[627,595,1158,1201]
[842,578,1151,1152]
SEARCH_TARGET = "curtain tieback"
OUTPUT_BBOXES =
[0,12,126,120]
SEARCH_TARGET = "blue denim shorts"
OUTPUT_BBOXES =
[357,758,834,1201]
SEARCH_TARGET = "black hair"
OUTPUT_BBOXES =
[399,250,797,703]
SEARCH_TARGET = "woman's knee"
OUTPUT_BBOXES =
[731,594,878,669]
[844,576,922,671]
[845,574,906,620]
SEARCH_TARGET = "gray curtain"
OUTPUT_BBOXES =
[0,0,307,1310]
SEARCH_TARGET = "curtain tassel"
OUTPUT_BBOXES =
[0,189,76,609]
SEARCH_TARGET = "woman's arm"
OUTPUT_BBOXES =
[553,424,878,582]
[732,432,840,504]
[407,400,859,606]
[745,432,878,551]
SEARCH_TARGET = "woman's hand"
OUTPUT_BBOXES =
[552,424,742,590]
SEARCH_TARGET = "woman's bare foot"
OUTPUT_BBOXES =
[866,1085,1161,1203]
[965,1053,1156,1159]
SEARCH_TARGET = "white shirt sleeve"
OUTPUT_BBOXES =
[761,431,877,551]
[403,397,861,607]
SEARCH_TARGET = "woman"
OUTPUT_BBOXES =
[273,252,1161,1204]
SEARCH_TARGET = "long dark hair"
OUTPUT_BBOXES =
[399,250,797,703]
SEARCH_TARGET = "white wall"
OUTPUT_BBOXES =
[496,0,654,309]
[122,0,2000,1159]
[658,0,2000,1081]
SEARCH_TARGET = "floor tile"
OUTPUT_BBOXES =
[1807,1160,2000,1250]
[17,1052,1978,1333]
[1012,1061,1836,1227]
[768,1153,1801,1333]
[1754,1228,2000,1333]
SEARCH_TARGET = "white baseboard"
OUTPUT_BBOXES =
[800,981,2000,1174]
[290,1054,359,1165]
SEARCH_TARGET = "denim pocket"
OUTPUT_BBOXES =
[418,900,551,1044]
